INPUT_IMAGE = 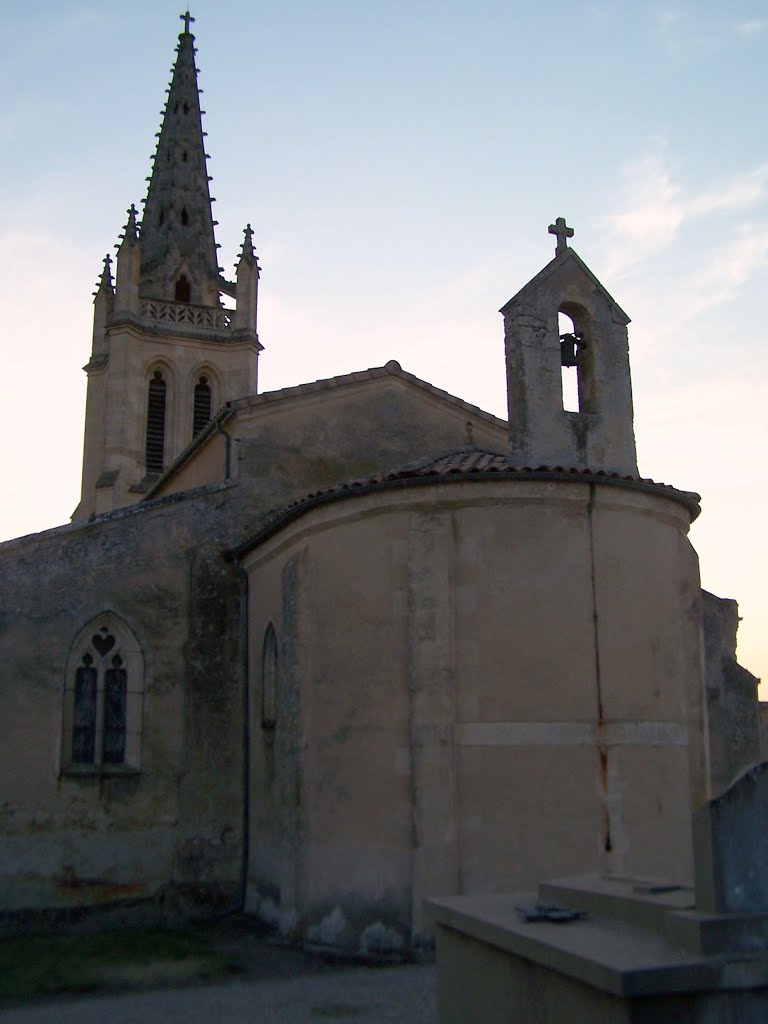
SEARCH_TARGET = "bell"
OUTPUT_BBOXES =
[560,332,583,368]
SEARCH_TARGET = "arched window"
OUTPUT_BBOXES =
[145,369,167,476]
[180,207,189,227]
[63,613,144,774]
[175,274,191,302]
[262,624,278,730]
[192,374,212,438]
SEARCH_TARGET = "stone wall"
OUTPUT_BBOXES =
[702,590,761,797]
[243,475,704,951]
[1,374,505,925]
[0,485,244,925]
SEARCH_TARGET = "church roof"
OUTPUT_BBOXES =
[143,360,508,499]
[229,447,702,559]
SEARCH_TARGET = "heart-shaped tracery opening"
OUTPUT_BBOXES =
[92,633,115,657]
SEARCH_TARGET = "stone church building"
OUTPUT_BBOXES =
[0,16,761,952]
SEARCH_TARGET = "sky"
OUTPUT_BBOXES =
[0,1,765,688]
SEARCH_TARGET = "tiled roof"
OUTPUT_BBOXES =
[230,447,702,558]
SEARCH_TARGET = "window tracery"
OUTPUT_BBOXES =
[63,614,144,774]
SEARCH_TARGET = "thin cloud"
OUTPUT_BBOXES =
[606,148,683,265]
[688,164,768,215]
[602,148,768,277]
[735,19,766,36]
[681,223,768,315]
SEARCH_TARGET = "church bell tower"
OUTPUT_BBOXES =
[74,12,262,521]
[501,218,637,476]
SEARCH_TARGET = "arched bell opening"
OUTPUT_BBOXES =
[558,302,594,414]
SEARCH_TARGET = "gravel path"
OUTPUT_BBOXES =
[0,963,437,1024]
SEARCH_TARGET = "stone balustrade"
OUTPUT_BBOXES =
[140,299,233,331]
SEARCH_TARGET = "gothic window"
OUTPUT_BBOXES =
[63,614,144,774]
[192,375,212,438]
[145,369,167,475]
[262,624,278,730]
[175,274,191,302]
[158,206,165,226]
[180,207,189,226]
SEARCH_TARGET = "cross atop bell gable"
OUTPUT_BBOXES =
[548,216,574,257]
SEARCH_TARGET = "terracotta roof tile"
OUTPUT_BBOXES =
[229,447,701,559]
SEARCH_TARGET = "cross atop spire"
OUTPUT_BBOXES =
[548,216,574,257]
[180,10,195,35]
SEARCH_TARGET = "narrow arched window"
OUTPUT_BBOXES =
[145,369,167,475]
[72,653,97,763]
[262,624,278,730]
[180,207,189,226]
[175,274,191,302]
[192,375,212,438]
[103,654,127,764]
[63,614,144,774]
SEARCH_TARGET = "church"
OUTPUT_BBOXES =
[0,14,761,953]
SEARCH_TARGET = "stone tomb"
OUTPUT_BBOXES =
[430,762,768,1023]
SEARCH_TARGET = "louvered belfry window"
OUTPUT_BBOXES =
[193,375,212,437]
[145,369,167,475]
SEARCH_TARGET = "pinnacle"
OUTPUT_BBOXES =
[123,204,139,241]
[94,253,114,296]
[237,223,259,267]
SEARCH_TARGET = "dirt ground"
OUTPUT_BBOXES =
[0,915,438,1023]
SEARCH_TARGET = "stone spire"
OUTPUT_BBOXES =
[139,12,221,307]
